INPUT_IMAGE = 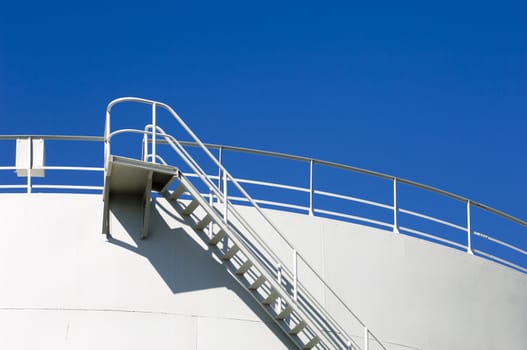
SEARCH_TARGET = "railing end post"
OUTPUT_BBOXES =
[151,103,157,164]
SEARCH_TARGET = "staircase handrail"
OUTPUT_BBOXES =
[108,124,373,348]
[105,97,386,349]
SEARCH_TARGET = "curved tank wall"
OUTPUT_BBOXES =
[0,193,525,349]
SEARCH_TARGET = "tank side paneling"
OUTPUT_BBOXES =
[1,194,526,349]
[235,206,527,350]
[0,194,292,350]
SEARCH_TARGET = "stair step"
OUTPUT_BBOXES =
[303,336,320,350]
[182,199,199,215]
[275,304,294,320]
[208,229,226,245]
[248,275,266,290]
[167,172,344,349]
[168,183,186,200]
[222,245,240,260]
[235,260,253,275]
[195,214,212,230]
[262,288,280,305]
[289,320,307,336]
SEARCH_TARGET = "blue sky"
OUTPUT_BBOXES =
[0,0,526,222]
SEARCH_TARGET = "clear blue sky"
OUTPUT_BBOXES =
[0,0,526,219]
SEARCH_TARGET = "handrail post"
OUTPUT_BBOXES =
[215,146,224,216]
[218,146,223,194]
[208,185,214,238]
[104,110,110,172]
[151,103,157,164]
[467,200,473,254]
[309,159,314,216]
[293,249,298,301]
[393,177,399,233]
[141,131,148,162]
[223,173,228,223]
[27,136,32,194]
[364,326,369,350]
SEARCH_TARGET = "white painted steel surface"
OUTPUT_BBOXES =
[0,194,525,349]
[0,97,526,348]
[15,137,45,177]
[0,194,292,350]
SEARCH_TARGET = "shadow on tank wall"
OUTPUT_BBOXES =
[105,196,294,348]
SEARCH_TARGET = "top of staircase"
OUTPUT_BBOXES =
[105,155,178,197]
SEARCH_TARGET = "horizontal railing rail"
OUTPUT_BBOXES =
[171,140,527,275]
[0,134,526,277]
[0,135,104,194]
[2,134,525,229]
[170,140,527,230]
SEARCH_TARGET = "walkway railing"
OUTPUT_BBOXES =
[0,135,104,193]
[160,140,527,275]
[1,98,527,347]
[1,131,526,277]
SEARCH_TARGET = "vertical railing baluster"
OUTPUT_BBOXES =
[218,146,228,249]
[309,159,314,216]
[364,326,369,350]
[208,186,214,239]
[223,173,228,223]
[27,136,32,194]
[142,131,148,162]
[218,147,223,194]
[393,177,399,233]
[151,103,156,164]
[104,110,110,171]
[467,200,473,254]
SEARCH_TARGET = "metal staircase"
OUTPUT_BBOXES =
[102,97,387,350]
[170,166,328,348]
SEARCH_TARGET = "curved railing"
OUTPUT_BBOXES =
[1,97,526,347]
[1,131,526,276]
[162,140,527,275]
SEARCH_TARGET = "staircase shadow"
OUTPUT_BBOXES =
[106,195,295,348]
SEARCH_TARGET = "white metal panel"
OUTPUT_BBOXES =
[0,194,526,350]
[31,138,45,177]
[15,138,30,177]
[15,138,45,177]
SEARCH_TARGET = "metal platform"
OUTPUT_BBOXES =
[102,155,179,238]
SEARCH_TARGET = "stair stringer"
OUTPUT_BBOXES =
[163,171,352,349]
